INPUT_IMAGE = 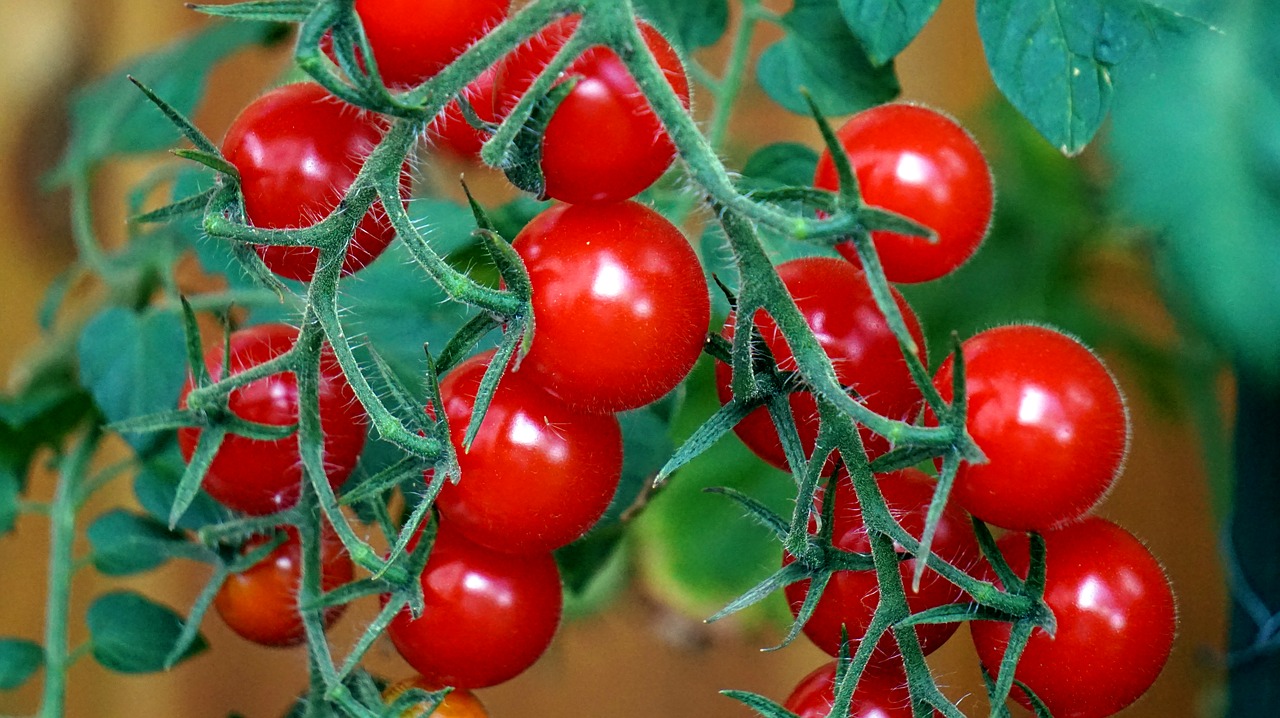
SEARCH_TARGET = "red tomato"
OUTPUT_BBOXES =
[512,201,710,413]
[970,518,1176,718]
[494,15,690,203]
[931,324,1129,531]
[383,676,488,718]
[783,468,980,660]
[350,0,509,89]
[213,526,354,647]
[427,66,499,160]
[178,324,368,516]
[386,521,563,688]
[221,83,410,282]
[714,257,925,471]
[814,103,993,284]
[433,351,623,554]
[784,661,940,718]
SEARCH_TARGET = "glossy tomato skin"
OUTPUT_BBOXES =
[785,661,940,718]
[177,324,368,516]
[221,83,410,282]
[715,257,925,471]
[351,0,509,89]
[932,324,1129,531]
[383,676,488,717]
[970,518,1176,718]
[386,521,563,689]
[427,66,499,160]
[213,527,354,647]
[814,103,993,284]
[494,16,690,204]
[783,469,980,660]
[433,351,623,554]
[511,202,710,413]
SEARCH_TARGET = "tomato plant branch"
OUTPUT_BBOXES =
[38,426,101,718]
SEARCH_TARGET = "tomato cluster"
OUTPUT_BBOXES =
[701,105,1173,716]
[179,3,1177,715]
[187,0,709,697]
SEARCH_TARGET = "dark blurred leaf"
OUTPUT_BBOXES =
[633,360,793,625]
[756,0,900,116]
[87,591,207,673]
[77,308,187,456]
[0,374,95,511]
[87,509,189,576]
[634,0,730,51]
[838,0,941,65]
[977,0,1206,155]
[50,21,278,183]
[1108,3,1280,386]
[0,639,43,690]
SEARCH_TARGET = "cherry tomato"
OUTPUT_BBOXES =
[386,521,563,689]
[509,201,709,413]
[221,83,410,282]
[715,257,925,471]
[494,15,690,204]
[427,66,499,160]
[213,526,354,647]
[349,0,509,89]
[783,468,980,660]
[814,103,993,284]
[931,324,1129,532]
[178,324,368,516]
[383,676,488,718]
[433,350,623,554]
[970,517,1176,718]
[785,661,940,718]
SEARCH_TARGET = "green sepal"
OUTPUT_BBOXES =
[171,149,240,180]
[720,690,797,718]
[124,75,221,155]
[501,79,578,198]
[87,591,208,673]
[133,189,215,224]
[656,398,759,484]
[702,487,788,541]
[190,0,317,23]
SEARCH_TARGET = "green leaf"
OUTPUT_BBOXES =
[87,509,189,576]
[87,591,207,673]
[634,0,730,51]
[50,21,279,183]
[77,308,188,456]
[741,143,820,189]
[976,0,1204,155]
[756,0,900,116]
[1108,3,1280,386]
[633,360,793,625]
[838,0,941,65]
[0,639,44,690]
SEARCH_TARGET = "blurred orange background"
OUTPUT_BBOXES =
[0,1,1227,716]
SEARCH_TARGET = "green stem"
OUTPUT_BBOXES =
[705,0,759,152]
[39,426,101,718]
